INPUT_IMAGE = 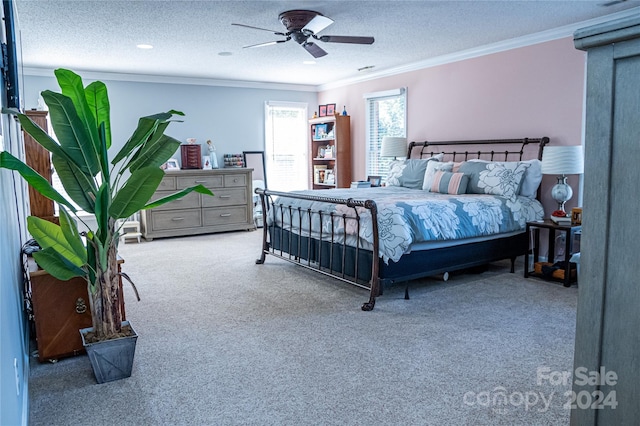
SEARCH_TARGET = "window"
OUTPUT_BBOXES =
[264,101,309,191]
[364,88,407,180]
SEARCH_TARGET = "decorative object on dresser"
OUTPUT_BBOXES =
[206,139,219,169]
[541,145,584,217]
[141,168,255,240]
[181,143,202,169]
[165,158,180,170]
[224,154,245,167]
[309,114,351,189]
[0,69,212,383]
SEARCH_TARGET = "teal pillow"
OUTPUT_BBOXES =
[386,159,431,189]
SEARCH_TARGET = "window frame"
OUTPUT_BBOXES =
[363,88,407,180]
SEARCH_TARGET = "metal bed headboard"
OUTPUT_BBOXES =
[407,137,550,162]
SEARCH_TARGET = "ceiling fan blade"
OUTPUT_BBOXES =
[302,15,333,35]
[232,23,286,36]
[303,42,328,58]
[318,35,375,45]
[243,39,289,49]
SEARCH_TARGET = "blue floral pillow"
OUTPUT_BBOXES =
[458,161,530,200]
[386,154,444,189]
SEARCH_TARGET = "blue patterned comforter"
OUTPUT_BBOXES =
[269,187,544,263]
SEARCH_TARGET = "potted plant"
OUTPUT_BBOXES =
[0,69,212,382]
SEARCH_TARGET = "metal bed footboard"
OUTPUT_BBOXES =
[255,188,381,310]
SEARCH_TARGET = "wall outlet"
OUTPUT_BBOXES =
[14,358,20,396]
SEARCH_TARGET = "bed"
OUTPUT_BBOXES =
[255,137,549,310]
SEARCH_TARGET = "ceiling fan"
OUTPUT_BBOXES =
[232,9,375,58]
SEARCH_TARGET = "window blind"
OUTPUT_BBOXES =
[364,88,407,180]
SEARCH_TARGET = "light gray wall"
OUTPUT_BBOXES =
[23,75,317,168]
[0,113,31,426]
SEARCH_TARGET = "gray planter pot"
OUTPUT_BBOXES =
[80,320,138,384]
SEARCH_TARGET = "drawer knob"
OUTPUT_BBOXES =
[220,213,231,217]
[172,217,184,221]
[195,180,206,183]
[219,195,231,199]
[75,298,87,314]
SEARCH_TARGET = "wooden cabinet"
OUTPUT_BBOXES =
[28,258,125,362]
[23,110,57,223]
[309,115,351,189]
[141,168,254,240]
[180,144,202,169]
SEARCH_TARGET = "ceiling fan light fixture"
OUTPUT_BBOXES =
[303,60,316,65]
[218,51,233,56]
[136,44,153,49]
[235,9,375,58]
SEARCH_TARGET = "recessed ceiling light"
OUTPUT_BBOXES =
[303,60,316,65]
[218,51,233,56]
[136,44,153,49]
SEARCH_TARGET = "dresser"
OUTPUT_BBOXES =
[141,168,254,240]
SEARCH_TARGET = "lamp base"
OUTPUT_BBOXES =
[551,175,573,216]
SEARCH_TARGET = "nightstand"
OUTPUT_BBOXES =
[524,219,581,287]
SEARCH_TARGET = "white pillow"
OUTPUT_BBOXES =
[468,159,542,198]
[422,161,454,190]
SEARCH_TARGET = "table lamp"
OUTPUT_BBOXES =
[380,136,407,159]
[541,145,584,216]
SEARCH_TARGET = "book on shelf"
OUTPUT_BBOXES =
[550,215,572,225]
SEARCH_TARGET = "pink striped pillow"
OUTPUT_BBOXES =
[430,171,469,195]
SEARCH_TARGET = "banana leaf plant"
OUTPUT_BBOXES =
[0,69,212,342]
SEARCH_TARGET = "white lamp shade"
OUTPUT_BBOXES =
[380,137,407,158]
[541,145,584,175]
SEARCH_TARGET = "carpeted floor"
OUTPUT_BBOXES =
[28,230,577,425]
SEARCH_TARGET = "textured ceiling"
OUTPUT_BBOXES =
[14,0,640,88]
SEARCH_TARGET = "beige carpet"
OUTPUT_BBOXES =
[29,230,577,425]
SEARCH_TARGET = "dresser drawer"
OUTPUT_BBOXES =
[224,174,247,188]
[177,175,224,190]
[203,206,248,226]
[158,176,176,191]
[201,188,247,208]
[151,209,202,230]
[149,191,200,211]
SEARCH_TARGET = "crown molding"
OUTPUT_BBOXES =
[21,67,318,92]
[318,7,640,92]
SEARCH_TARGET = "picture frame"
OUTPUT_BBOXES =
[326,103,336,116]
[324,169,335,185]
[314,165,327,184]
[166,158,180,170]
[319,104,327,117]
[314,123,328,140]
[571,207,583,225]
[367,175,382,187]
